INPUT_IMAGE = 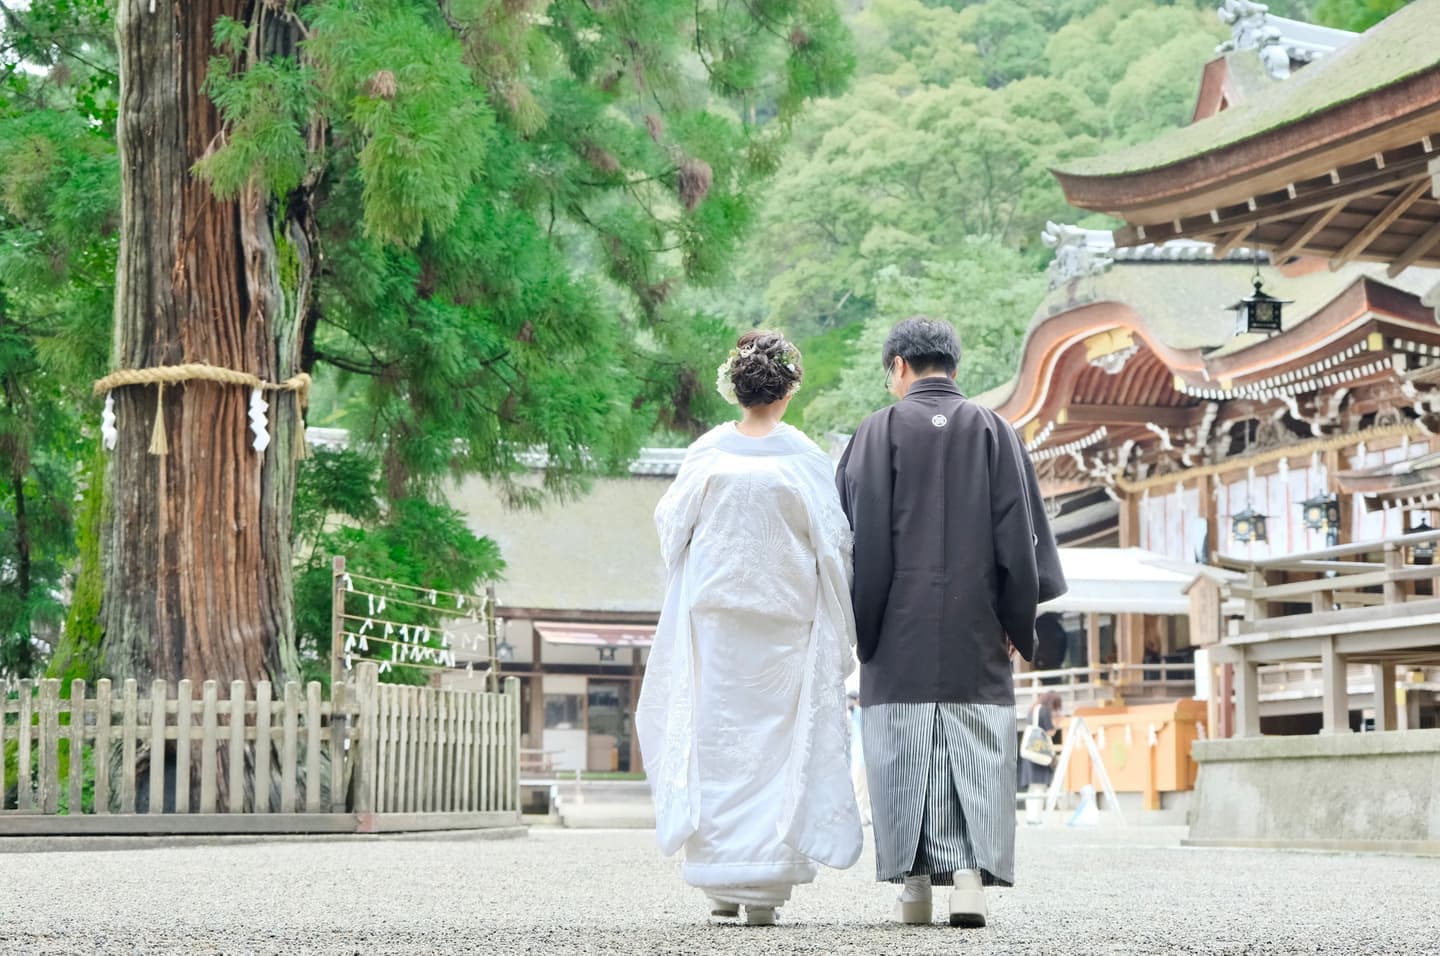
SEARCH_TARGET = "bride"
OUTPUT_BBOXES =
[637,331,863,927]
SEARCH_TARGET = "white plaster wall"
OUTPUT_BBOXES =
[448,475,671,613]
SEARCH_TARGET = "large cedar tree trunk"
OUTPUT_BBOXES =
[104,1,311,686]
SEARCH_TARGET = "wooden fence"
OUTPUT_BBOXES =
[351,669,520,820]
[0,663,521,835]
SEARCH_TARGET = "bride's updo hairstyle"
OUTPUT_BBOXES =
[729,330,803,408]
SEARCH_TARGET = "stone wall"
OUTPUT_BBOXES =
[1186,730,1440,853]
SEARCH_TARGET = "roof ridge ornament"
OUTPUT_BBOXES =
[1216,1,1291,80]
[1042,221,1114,289]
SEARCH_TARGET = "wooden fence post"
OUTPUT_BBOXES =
[375,683,391,813]
[281,682,300,813]
[479,687,491,813]
[229,681,247,813]
[458,691,472,812]
[328,681,347,813]
[305,681,322,813]
[504,677,521,813]
[255,680,272,813]
[175,679,193,813]
[351,663,379,816]
[331,556,347,691]
[94,678,111,814]
[148,679,166,814]
[120,678,139,814]
[39,679,60,814]
[67,679,86,814]
[17,679,33,811]
[0,688,9,810]
[199,680,218,813]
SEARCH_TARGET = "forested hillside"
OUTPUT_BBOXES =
[728,0,1364,431]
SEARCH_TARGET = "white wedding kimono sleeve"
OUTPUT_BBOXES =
[637,440,717,855]
[777,450,862,868]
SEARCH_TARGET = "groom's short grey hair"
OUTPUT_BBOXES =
[883,316,960,376]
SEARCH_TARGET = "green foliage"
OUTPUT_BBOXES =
[0,105,116,680]
[304,3,495,245]
[0,3,118,679]
[803,237,1047,434]
[734,0,1228,426]
[198,21,316,201]
[3,0,853,678]
[292,449,504,686]
[1312,0,1415,30]
[0,0,118,132]
[47,448,105,689]
[787,323,864,424]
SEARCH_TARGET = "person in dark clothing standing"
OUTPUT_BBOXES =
[1034,612,1069,684]
[836,317,1066,928]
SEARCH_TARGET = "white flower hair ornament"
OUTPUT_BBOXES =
[716,358,740,405]
[715,344,801,405]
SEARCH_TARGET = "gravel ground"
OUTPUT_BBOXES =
[2,825,1439,955]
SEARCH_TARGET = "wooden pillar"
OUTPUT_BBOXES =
[1320,639,1350,734]
[1217,662,1235,739]
[629,650,643,773]
[1195,475,1217,564]
[1085,612,1101,671]
[1116,614,1143,690]
[529,623,545,748]
[1143,738,1160,812]
[1325,448,1352,546]
[1399,681,1422,731]
[1234,656,1261,738]
[1113,484,1141,680]
[527,677,544,749]
[1118,490,1140,548]
[1383,544,1405,604]
[1373,663,1398,732]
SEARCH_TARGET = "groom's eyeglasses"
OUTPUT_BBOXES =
[883,359,898,393]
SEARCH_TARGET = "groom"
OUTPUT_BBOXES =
[836,317,1065,927]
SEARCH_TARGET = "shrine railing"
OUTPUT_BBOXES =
[1013,663,1197,716]
[1222,527,1440,635]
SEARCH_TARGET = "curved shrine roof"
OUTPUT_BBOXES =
[977,258,1440,428]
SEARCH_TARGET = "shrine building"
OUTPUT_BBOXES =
[1016,0,1440,850]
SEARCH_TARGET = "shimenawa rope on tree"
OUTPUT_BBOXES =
[93,363,312,458]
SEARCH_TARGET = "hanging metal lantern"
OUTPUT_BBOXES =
[1300,493,1341,546]
[1228,274,1292,336]
[1232,505,1269,544]
[1411,518,1435,565]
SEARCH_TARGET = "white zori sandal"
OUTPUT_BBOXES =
[891,875,932,925]
[709,898,740,919]
[947,870,988,928]
[744,905,778,926]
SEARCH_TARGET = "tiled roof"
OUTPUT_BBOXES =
[1056,0,1440,178]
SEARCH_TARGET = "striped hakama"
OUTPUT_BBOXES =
[861,702,1017,888]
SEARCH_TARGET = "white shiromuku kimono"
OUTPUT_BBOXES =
[637,422,863,907]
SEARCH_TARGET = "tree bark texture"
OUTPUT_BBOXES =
[105,1,310,686]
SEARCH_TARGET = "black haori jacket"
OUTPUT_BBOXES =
[836,378,1066,707]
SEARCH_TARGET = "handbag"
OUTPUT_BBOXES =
[1020,705,1055,766]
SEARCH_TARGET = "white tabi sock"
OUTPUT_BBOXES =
[898,874,932,902]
